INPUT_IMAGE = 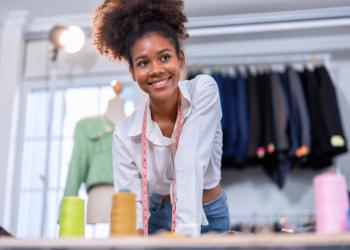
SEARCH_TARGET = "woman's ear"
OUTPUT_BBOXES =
[129,65,136,81]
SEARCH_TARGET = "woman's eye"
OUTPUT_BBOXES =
[160,54,170,62]
[137,60,148,68]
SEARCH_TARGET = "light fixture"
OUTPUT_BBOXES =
[48,25,86,61]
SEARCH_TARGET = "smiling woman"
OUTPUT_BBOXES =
[92,0,230,237]
[129,33,185,117]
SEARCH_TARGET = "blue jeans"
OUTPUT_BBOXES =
[148,191,230,235]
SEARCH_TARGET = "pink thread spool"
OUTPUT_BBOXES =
[314,172,349,234]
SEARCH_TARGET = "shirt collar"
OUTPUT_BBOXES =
[127,79,192,139]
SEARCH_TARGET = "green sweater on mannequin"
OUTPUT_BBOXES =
[64,116,115,196]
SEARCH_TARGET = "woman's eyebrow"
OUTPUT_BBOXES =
[157,48,171,54]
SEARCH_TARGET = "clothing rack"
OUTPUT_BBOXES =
[185,52,336,93]
[186,53,332,69]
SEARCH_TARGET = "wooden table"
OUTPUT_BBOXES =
[1,233,350,249]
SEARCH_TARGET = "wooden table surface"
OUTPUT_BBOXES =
[1,233,350,249]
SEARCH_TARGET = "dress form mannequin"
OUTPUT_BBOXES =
[105,81,126,124]
[86,82,126,229]
[87,184,115,224]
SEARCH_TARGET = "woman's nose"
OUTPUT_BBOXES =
[150,61,165,76]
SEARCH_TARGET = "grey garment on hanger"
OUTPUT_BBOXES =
[270,72,289,152]
[285,67,311,153]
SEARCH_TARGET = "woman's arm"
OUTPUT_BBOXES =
[175,75,222,237]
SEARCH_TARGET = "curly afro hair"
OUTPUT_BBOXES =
[92,0,189,66]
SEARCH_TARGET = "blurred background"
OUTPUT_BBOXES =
[0,0,350,238]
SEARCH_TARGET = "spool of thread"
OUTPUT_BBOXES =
[313,172,349,234]
[59,196,85,237]
[110,191,137,236]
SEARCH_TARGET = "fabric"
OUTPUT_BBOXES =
[235,74,249,165]
[270,71,289,153]
[262,72,275,155]
[314,66,348,157]
[285,67,311,158]
[263,72,291,188]
[64,116,115,196]
[299,68,333,168]
[245,70,261,163]
[254,73,268,159]
[278,72,299,159]
[222,75,238,164]
[148,191,230,234]
[208,66,347,188]
[113,75,223,237]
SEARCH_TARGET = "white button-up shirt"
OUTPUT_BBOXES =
[112,74,223,237]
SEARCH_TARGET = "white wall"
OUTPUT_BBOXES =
[0,11,29,230]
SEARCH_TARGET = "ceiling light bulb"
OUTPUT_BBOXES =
[60,25,85,54]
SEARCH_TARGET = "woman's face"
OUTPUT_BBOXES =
[129,32,185,103]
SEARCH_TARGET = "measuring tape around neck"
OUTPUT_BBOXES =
[141,99,182,236]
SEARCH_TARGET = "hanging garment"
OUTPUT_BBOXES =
[285,67,311,160]
[299,68,333,169]
[245,71,261,164]
[314,66,348,157]
[272,72,291,187]
[64,116,115,196]
[222,74,238,167]
[270,71,289,153]
[263,72,291,188]
[234,74,249,165]
[255,73,268,160]
[279,72,299,161]
[259,72,275,157]
[212,73,232,168]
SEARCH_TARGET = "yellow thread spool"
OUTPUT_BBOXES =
[110,191,137,236]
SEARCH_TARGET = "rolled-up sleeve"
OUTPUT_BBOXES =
[113,125,143,229]
[175,75,222,237]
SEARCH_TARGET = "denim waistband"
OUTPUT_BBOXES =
[203,190,226,206]
[150,190,226,206]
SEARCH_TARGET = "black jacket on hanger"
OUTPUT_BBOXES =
[314,66,348,157]
[299,68,333,168]
[246,71,261,164]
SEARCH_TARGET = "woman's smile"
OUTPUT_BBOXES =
[149,76,171,89]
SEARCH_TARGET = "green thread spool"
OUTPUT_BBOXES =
[59,196,85,237]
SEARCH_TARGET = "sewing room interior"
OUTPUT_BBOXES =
[1,0,350,249]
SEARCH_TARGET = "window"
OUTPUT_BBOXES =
[17,83,138,238]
